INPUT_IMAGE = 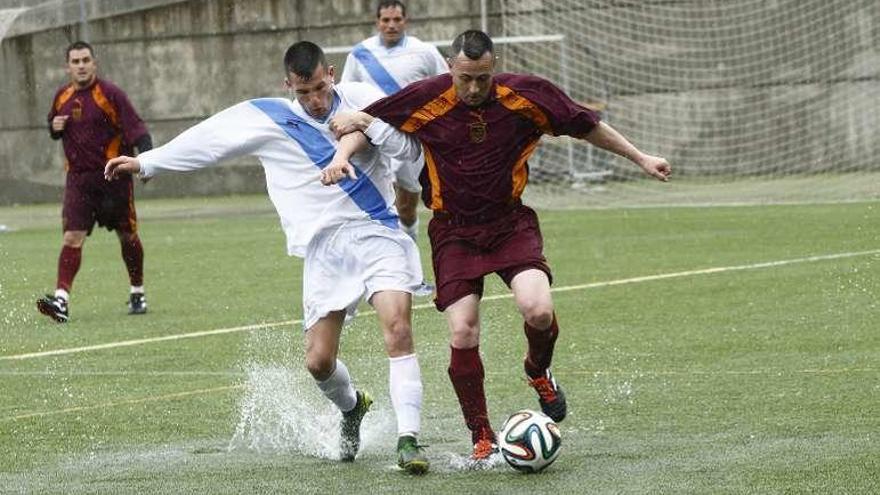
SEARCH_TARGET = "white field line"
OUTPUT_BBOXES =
[2,248,878,363]
[3,249,878,423]
[0,321,296,361]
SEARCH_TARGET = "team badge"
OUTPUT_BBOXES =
[71,99,83,121]
[468,110,488,143]
[468,121,487,143]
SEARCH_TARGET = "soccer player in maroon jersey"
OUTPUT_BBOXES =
[323,30,671,461]
[37,41,154,323]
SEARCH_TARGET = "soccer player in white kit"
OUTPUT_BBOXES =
[104,41,430,474]
[340,0,448,245]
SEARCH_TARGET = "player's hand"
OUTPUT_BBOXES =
[104,155,142,181]
[639,155,672,182]
[329,112,371,139]
[320,156,358,185]
[51,115,69,132]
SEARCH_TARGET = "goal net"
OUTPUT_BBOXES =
[498,0,880,207]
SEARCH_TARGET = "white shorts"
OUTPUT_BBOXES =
[389,155,422,194]
[301,220,424,330]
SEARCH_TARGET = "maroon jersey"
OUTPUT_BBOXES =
[48,77,148,173]
[364,73,600,220]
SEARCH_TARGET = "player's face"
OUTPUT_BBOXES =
[66,48,97,88]
[377,6,407,46]
[286,63,336,119]
[450,51,495,107]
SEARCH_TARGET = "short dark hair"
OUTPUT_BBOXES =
[376,0,406,18]
[66,40,94,61]
[283,41,327,79]
[451,30,493,60]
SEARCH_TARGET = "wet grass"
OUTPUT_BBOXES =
[1,197,878,493]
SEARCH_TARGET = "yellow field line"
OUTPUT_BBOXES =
[1,384,244,422]
[5,366,876,422]
[2,248,878,362]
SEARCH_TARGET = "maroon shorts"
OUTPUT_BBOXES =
[62,170,138,235]
[428,204,552,311]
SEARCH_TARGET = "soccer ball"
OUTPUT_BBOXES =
[498,409,562,473]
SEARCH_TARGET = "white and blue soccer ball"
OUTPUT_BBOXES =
[498,409,562,473]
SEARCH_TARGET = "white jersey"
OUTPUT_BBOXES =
[137,82,421,257]
[340,34,448,95]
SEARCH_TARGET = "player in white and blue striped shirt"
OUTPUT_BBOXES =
[340,0,448,246]
[104,41,429,474]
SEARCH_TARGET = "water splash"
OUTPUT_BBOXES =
[227,329,396,460]
[0,279,38,339]
[444,451,506,471]
[227,364,341,458]
[603,380,636,405]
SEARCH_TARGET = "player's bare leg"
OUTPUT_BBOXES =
[444,294,497,460]
[370,290,428,474]
[305,310,371,461]
[511,269,566,422]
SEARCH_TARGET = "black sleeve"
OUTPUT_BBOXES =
[134,133,153,154]
[49,124,63,140]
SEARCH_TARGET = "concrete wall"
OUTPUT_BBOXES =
[0,0,492,204]
[1,0,878,204]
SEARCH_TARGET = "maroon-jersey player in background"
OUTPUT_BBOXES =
[37,41,153,322]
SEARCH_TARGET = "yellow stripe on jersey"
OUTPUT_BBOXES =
[401,85,458,133]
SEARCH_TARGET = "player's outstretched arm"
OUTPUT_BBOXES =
[104,155,142,181]
[636,154,672,182]
[320,132,368,185]
[584,121,672,182]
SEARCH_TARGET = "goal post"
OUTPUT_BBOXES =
[497,0,880,207]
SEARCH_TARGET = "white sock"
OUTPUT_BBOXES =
[130,285,144,294]
[389,353,423,437]
[400,218,419,243]
[316,359,357,413]
[54,289,69,301]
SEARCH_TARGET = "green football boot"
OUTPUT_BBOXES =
[340,390,373,462]
[397,435,429,475]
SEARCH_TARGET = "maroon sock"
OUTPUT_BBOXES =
[120,235,144,287]
[524,313,560,379]
[57,245,82,293]
[448,346,492,442]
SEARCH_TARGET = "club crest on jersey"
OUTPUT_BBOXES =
[468,121,487,143]
[71,99,83,121]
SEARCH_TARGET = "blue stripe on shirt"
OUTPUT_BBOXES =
[351,44,402,95]
[248,98,398,230]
